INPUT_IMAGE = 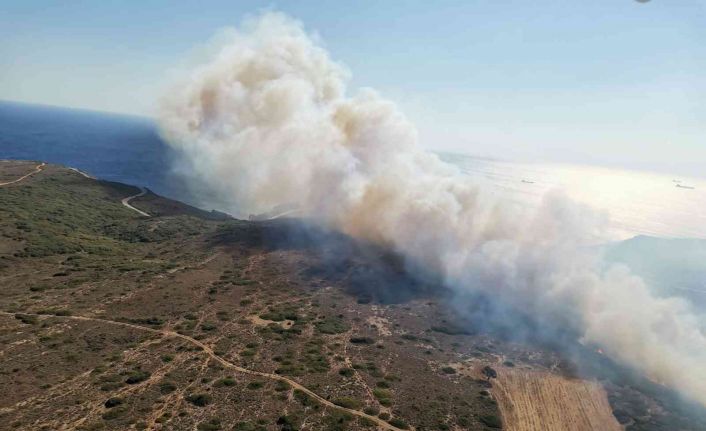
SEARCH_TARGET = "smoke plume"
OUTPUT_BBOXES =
[159,12,706,405]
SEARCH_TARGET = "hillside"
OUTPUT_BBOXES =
[0,160,704,431]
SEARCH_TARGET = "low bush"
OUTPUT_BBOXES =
[125,370,150,384]
[14,313,38,325]
[293,389,318,407]
[234,422,257,431]
[197,419,222,431]
[349,336,375,345]
[159,381,177,394]
[101,406,126,420]
[314,316,349,334]
[388,418,409,429]
[200,322,218,331]
[36,308,72,316]
[246,381,264,390]
[104,397,123,408]
[373,388,392,406]
[185,393,212,407]
[363,406,380,416]
[479,414,502,428]
[274,380,291,392]
[214,376,236,387]
[338,367,355,377]
[333,397,362,409]
[430,325,472,336]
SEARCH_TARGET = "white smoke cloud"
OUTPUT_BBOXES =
[159,12,706,405]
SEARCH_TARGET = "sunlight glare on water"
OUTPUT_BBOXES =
[442,153,706,241]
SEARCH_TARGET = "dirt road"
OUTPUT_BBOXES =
[0,310,404,431]
[121,186,151,217]
[0,162,45,186]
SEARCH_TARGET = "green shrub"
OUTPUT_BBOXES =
[101,406,126,420]
[234,422,257,431]
[185,393,212,407]
[197,419,222,431]
[159,381,177,394]
[324,410,353,431]
[277,415,300,431]
[14,313,38,325]
[358,417,376,427]
[246,381,264,390]
[36,307,72,316]
[259,305,299,322]
[349,336,375,345]
[373,388,392,406]
[430,324,472,335]
[126,316,163,326]
[333,397,362,409]
[373,388,391,399]
[388,418,409,429]
[293,389,318,407]
[339,367,355,377]
[363,406,380,416]
[125,370,150,384]
[479,414,502,428]
[200,322,217,331]
[274,380,291,392]
[214,377,236,387]
[314,316,349,334]
[441,366,456,374]
[103,397,123,408]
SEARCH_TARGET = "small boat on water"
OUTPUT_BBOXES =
[521,179,535,184]
[676,184,695,190]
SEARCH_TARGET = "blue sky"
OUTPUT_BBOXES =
[1,1,704,176]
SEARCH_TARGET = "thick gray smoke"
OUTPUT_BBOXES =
[159,12,706,405]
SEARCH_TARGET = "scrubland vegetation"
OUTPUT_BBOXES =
[2,162,696,430]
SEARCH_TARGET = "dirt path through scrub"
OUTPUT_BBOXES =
[0,162,45,186]
[121,186,151,217]
[0,311,404,431]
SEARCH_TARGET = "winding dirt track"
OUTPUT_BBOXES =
[121,186,151,217]
[0,311,403,431]
[0,162,45,186]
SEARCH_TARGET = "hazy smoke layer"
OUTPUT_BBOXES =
[159,12,706,404]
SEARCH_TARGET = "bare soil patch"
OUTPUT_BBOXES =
[492,367,622,431]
